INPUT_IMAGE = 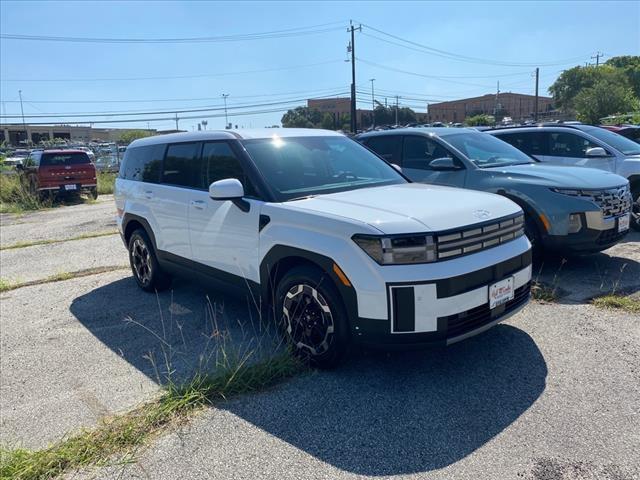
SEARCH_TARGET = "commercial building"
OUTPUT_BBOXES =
[0,124,157,146]
[427,93,554,124]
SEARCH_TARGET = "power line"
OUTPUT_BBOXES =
[0,93,349,119]
[1,59,344,83]
[0,86,349,104]
[0,22,347,44]
[2,90,349,116]
[357,22,589,67]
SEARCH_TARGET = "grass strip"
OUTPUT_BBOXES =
[1,231,118,251]
[0,266,129,293]
[592,294,640,314]
[0,353,304,480]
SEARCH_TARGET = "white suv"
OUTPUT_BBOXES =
[115,129,532,367]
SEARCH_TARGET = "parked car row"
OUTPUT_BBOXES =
[113,124,636,368]
[358,125,636,256]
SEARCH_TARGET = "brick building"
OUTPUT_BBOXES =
[427,93,554,123]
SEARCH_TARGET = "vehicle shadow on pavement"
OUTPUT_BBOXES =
[220,325,547,476]
[70,276,272,385]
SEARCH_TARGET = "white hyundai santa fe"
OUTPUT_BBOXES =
[115,129,532,367]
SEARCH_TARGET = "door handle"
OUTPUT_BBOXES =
[190,200,206,210]
[144,190,154,199]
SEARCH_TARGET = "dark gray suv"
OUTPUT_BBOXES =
[358,128,632,254]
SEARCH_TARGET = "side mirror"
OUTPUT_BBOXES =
[209,178,250,212]
[586,147,608,157]
[209,178,244,200]
[430,157,462,171]
[15,163,24,171]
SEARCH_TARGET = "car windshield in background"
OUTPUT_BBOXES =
[582,126,640,156]
[40,153,90,166]
[242,136,406,201]
[445,132,535,168]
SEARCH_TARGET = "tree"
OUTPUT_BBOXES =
[281,107,323,128]
[549,56,640,114]
[373,105,417,126]
[574,79,639,124]
[464,114,495,126]
[119,129,153,144]
[605,56,640,98]
[320,113,335,130]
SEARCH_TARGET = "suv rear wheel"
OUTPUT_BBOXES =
[275,265,349,369]
[128,229,171,292]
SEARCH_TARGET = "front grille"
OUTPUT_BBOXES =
[441,282,531,339]
[436,214,525,261]
[558,185,632,218]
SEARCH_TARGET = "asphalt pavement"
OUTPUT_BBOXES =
[0,199,638,480]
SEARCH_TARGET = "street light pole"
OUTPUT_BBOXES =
[370,78,376,128]
[222,94,229,129]
[18,90,28,145]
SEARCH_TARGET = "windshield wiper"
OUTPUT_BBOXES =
[287,194,317,202]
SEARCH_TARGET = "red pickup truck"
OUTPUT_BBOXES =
[19,149,98,199]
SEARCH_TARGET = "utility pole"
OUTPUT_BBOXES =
[369,78,376,128]
[395,95,399,125]
[18,90,28,145]
[591,51,603,67]
[494,81,501,121]
[222,93,229,129]
[534,67,539,122]
[347,20,361,134]
[174,113,179,130]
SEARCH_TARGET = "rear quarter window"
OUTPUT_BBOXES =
[119,144,164,183]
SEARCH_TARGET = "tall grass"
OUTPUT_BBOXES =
[97,172,116,195]
[0,293,304,479]
[0,174,48,214]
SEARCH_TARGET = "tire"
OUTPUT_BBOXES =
[524,213,542,255]
[90,187,98,200]
[631,185,640,232]
[128,228,172,292]
[275,265,350,369]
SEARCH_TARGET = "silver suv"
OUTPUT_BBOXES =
[489,125,640,230]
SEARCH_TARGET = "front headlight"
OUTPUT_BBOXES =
[352,234,437,265]
[551,188,583,196]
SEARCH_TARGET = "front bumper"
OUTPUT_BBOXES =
[352,250,532,348]
[542,212,630,253]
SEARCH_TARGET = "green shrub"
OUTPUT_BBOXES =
[97,172,116,195]
[0,174,47,213]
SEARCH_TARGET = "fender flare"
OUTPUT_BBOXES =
[260,245,359,326]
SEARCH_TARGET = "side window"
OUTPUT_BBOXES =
[499,132,547,156]
[548,132,598,158]
[402,135,454,170]
[364,136,401,164]
[119,145,163,183]
[162,142,201,188]
[200,142,256,196]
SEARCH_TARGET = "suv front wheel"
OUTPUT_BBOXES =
[631,186,640,232]
[275,265,350,369]
[128,229,172,292]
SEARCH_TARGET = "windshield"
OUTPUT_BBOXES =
[444,132,535,168]
[242,136,406,201]
[40,152,91,166]
[581,126,640,156]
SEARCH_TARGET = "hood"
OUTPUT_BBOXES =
[285,183,520,234]
[482,163,628,189]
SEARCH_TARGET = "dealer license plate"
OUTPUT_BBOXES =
[489,277,515,309]
[618,214,630,233]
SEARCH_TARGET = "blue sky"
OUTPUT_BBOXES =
[1,0,638,130]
